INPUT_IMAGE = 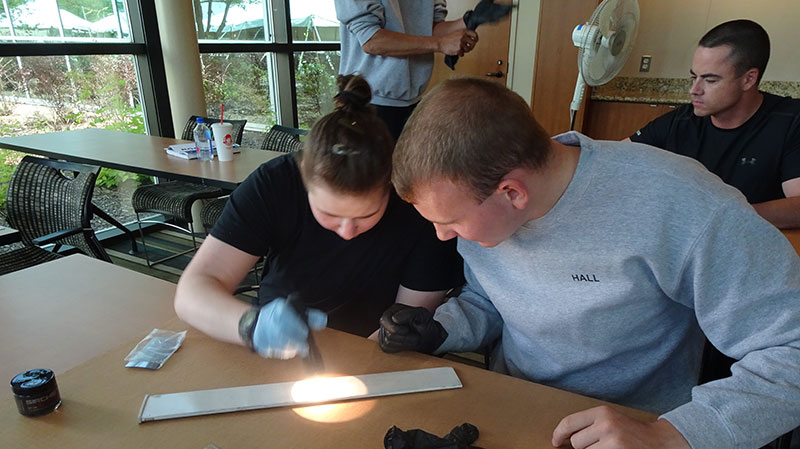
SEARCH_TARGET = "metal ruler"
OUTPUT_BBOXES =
[138,366,461,423]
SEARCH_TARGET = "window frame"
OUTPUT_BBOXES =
[0,0,341,135]
[197,0,340,128]
[0,0,173,137]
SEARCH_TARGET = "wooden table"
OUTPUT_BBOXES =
[782,229,800,256]
[0,254,176,397]
[0,128,284,191]
[0,255,653,448]
[0,128,284,251]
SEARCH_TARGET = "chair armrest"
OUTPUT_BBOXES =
[32,227,84,246]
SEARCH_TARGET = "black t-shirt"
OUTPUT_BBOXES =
[211,154,464,337]
[630,92,800,203]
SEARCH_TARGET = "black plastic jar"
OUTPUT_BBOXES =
[10,369,61,417]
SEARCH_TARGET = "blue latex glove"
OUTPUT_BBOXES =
[252,298,327,359]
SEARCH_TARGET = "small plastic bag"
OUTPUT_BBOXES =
[124,329,187,370]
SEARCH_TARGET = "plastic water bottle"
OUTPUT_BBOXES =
[193,117,213,161]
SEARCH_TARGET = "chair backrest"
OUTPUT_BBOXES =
[181,116,248,145]
[260,124,308,153]
[200,196,228,234]
[5,156,109,261]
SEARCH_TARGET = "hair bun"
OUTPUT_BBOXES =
[333,74,372,113]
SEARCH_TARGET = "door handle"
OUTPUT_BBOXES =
[485,71,504,78]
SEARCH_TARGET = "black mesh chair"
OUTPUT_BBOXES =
[131,116,246,267]
[200,196,229,232]
[0,156,110,276]
[260,124,307,153]
[199,194,262,291]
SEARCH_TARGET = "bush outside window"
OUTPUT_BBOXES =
[0,53,149,231]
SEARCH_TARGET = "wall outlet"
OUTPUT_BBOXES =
[639,55,652,72]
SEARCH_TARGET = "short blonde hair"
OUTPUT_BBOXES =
[392,77,551,202]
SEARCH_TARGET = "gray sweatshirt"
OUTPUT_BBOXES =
[335,0,447,107]
[435,132,800,448]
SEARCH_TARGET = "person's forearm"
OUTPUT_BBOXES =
[362,29,442,57]
[175,274,251,345]
[432,18,466,36]
[751,197,800,229]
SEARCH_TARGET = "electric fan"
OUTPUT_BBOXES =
[569,0,640,130]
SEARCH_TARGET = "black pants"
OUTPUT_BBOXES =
[374,103,418,143]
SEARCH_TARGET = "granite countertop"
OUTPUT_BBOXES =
[592,77,800,104]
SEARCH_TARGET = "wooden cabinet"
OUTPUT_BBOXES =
[581,101,678,141]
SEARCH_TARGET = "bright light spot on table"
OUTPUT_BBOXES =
[291,375,367,403]
[290,375,373,422]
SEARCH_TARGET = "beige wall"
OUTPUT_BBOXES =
[507,0,541,104]
[618,0,800,81]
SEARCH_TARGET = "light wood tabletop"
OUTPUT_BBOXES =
[0,128,285,190]
[0,324,654,448]
[0,254,176,397]
[0,254,653,448]
[782,229,800,256]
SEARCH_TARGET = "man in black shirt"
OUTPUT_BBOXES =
[628,20,800,229]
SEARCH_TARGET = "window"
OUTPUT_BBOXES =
[1,54,142,133]
[199,52,276,147]
[194,0,273,42]
[295,50,339,129]
[289,0,338,43]
[1,0,131,42]
[0,0,164,232]
[0,0,342,232]
[193,0,341,135]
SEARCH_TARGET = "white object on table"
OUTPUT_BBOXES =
[138,366,462,422]
[211,122,235,162]
[164,142,240,160]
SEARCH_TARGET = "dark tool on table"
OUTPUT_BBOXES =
[287,293,325,375]
[385,423,483,449]
[445,0,514,70]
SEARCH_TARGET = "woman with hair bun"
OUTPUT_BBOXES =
[174,74,463,360]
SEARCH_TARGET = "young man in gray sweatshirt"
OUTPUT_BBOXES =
[381,77,800,448]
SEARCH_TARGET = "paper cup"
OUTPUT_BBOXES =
[211,123,235,162]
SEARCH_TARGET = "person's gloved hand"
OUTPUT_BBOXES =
[378,304,448,354]
[463,0,513,30]
[252,298,327,359]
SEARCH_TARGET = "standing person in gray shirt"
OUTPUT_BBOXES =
[335,0,510,141]
[381,77,800,448]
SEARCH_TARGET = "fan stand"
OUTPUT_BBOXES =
[568,0,640,132]
[569,72,587,131]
